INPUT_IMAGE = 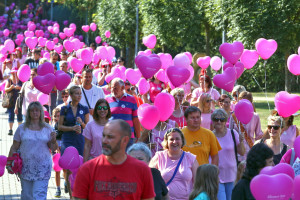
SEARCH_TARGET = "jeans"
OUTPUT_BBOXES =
[7,107,22,123]
[21,178,49,200]
[217,182,234,200]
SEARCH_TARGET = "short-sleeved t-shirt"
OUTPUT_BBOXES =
[72,154,155,200]
[24,58,39,69]
[60,102,89,156]
[106,93,138,138]
[181,127,221,165]
[151,168,168,200]
[194,192,210,200]
[192,88,220,110]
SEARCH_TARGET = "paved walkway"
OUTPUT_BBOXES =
[0,103,69,200]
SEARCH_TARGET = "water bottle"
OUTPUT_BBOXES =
[75,121,81,134]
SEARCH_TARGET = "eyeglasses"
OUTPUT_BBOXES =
[267,125,280,130]
[206,99,212,103]
[212,117,226,122]
[166,128,182,135]
[97,106,109,111]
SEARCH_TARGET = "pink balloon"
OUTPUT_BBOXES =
[250,174,293,200]
[37,93,49,105]
[287,54,300,75]
[97,46,108,60]
[4,39,15,52]
[3,29,10,37]
[92,52,101,64]
[234,99,254,124]
[43,52,50,60]
[69,23,76,30]
[294,137,300,160]
[58,146,80,170]
[173,53,190,68]
[55,71,71,91]
[37,62,54,76]
[106,46,116,61]
[70,58,84,73]
[65,28,74,37]
[260,163,295,179]
[0,81,7,91]
[223,61,244,80]
[48,26,54,34]
[138,49,152,56]
[53,37,59,44]
[184,52,193,64]
[54,45,63,54]
[137,78,150,95]
[135,55,161,79]
[111,67,122,79]
[46,40,55,50]
[80,49,93,65]
[72,38,81,51]
[219,41,244,64]
[138,103,160,130]
[52,153,62,172]
[142,34,157,49]
[186,65,194,83]
[158,53,173,69]
[15,39,21,46]
[105,30,111,38]
[53,27,59,34]
[59,32,66,40]
[125,68,141,85]
[274,91,300,118]
[90,23,97,31]
[38,37,47,47]
[166,66,190,87]
[17,64,31,82]
[25,31,34,37]
[197,56,211,69]
[95,36,101,44]
[210,56,222,71]
[155,69,168,83]
[154,93,175,121]
[0,155,7,177]
[63,40,74,52]
[255,38,278,60]
[25,37,38,50]
[105,73,115,83]
[28,23,36,31]
[294,176,300,200]
[33,74,56,94]
[213,67,236,92]
[17,34,24,41]
[82,25,90,32]
[240,49,259,69]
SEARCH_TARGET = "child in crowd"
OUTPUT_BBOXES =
[189,164,219,200]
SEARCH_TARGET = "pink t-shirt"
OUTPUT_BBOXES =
[201,112,212,130]
[149,81,164,103]
[169,114,186,128]
[179,82,191,99]
[216,129,240,183]
[192,88,220,110]
[281,125,297,148]
[153,150,196,200]
[82,120,105,159]
[229,112,263,161]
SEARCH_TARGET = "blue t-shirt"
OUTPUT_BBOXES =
[194,192,210,200]
[60,102,89,156]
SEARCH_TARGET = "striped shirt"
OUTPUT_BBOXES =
[106,93,138,138]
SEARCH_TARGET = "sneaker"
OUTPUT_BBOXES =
[64,182,68,193]
[54,188,61,198]
[8,130,13,136]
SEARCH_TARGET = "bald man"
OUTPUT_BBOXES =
[73,119,155,200]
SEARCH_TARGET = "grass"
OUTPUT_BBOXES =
[252,92,300,129]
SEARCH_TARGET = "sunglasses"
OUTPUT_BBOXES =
[212,117,226,122]
[267,125,280,130]
[97,106,109,111]
[206,99,212,103]
[166,128,182,135]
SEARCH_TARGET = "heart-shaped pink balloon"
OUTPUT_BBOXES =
[186,65,194,83]
[59,32,66,40]
[166,66,190,87]
[90,23,97,32]
[33,73,56,94]
[81,48,93,65]
[70,58,84,73]
[219,41,244,64]
[54,45,63,54]
[53,37,59,44]
[287,54,300,75]
[4,39,15,52]
[137,78,150,95]
[95,36,101,44]
[3,29,10,37]
[223,61,244,80]
[82,25,90,32]
[111,67,122,79]
[135,55,161,79]
[173,53,190,68]
[138,49,152,56]
[15,39,21,46]
[24,30,34,37]
[240,49,259,69]
[55,71,71,91]
[0,155,7,177]
[184,52,193,64]
[156,69,168,83]
[59,146,80,170]
[48,26,54,34]
[105,73,115,83]
[213,67,236,92]
[17,64,31,82]
[210,56,222,71]
[274,91,300,118]
[106,46,116,61]
[43,52,50,60]
[197,56,211,69]
[138,103,160,130]
[154,93,175,121]
[92,52,101,64]
[38,37,47,47]
[17,34,24,41]
[25,37,38,50]
[65,28,74,37]
[63,40,74,52]
[250,174,293,200]
[260,163,295,179]
[53,27,59,34]
[255,38,278,60]
[72,38,81,51]
[125,68,141,85]
[46,40,55,50]
[158,53,173,69]
[142,34,157,49]
[105,30,111,38]
[234,99,254,124]
[37,62,54,76]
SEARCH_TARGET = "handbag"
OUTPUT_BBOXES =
[166,151,185,186]
[2,80,14,108]
[6,153,22,174]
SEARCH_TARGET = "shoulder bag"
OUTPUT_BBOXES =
[166,151,185,186]
[2,80,14,108]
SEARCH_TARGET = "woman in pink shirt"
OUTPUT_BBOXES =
[143,75,165,103]
[82,99,111,162]
[169,88,187,128]
[150,128,199,200]
[281,115,299,149]
[198,93,213,130]
[218,94,232,128]
[212,109,245,200]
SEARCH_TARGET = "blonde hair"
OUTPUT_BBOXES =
[238,91,256,112]
[39,58,48,65]
[25,101,47,129]
[262,115,284,139]
[198,93,211,113]
[161,128,186,149]
[170,88,184,97]
[189,164,219,200]
[52,107,61,116]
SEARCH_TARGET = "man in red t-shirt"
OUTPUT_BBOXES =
[72,119,155,200]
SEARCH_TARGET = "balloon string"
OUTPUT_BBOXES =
[251,73,270,111]
[263,60,270,111]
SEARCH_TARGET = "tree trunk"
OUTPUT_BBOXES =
[204,21,212,77]
[127,42,136,69]
[120,47,126,58]
[285,53,291,92]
